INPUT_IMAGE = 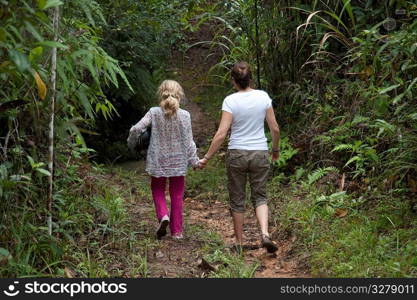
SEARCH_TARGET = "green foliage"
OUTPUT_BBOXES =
[84,0,209,161]
[270,136,299,169]
[129,254,149,278]
[205,0,417,191]
[92,192,126,234]
[308,167,338,185]
[186,157,228,202]
[1,0,130,131]
[0,153,150,277]
[205,0,417,278]
[0,0,145,277]
[271,174,417,277]
[186,222,259,278]
[205,249,259,278]
[2,0,417,278]
[191,0,259,84]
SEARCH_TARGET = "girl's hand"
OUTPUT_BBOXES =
[198,158,208,169]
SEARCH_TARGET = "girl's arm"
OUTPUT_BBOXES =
[127,110,152,151]
[185,114,199,167]
[200,111,233,166]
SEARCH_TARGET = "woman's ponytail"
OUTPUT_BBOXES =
[231,62,252,89]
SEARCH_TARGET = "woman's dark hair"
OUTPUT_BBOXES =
[231,61,252,89]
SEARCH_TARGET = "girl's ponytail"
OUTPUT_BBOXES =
[157,80,184,118]
[160,94,180,118]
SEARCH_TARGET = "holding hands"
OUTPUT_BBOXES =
[198,156,209,169]
[192,155,209,170]
[195,155,209,170]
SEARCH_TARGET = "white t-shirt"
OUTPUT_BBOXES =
[222,89,272,150]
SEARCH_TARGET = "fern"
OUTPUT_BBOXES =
[331,144,354,152]
[312,134,331,143]
[371,119,396,138]
[351,115,370,125]
[308,167,338,185]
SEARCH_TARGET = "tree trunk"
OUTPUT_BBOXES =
[48,5,60,236]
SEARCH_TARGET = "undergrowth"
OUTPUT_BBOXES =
[272,172,417,278]
[0,149,156,278]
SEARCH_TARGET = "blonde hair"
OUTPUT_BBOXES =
[157,80,184,118]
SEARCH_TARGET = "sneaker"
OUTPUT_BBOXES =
[261,234,278,253]
[156,215,169,239]
[171,233,183,240]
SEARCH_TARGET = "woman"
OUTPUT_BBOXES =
[127,80,200,240]
[199,62,280,253]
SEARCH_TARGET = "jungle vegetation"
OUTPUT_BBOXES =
[1,0,417,277]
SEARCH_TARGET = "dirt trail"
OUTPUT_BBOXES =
[186,199,310,278]
[125,181,309,277]
[178,20,309,278]
[121,20,309,278]
[171,28,218,147]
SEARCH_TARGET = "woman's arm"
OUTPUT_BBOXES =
[127,110,152,151]
[265,107,280,162]
[199,111,233,167]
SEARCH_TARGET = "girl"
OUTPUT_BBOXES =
[127,80,200,240]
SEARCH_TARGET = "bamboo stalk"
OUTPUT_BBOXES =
[48,5,60,236]
[254,0,261,89]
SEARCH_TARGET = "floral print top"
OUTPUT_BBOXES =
[127,107,199,177]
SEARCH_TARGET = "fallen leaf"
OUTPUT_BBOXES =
[407,175,417,193]
[34,71,47,100]
[359,65,373,80]
[335,208,348,218]
[0,61,11,68]
[339,173,345,191]
[195,203,204,210]
[197,258,217,272]
[64,267,75,278]
[155,251,164,259]
[0,247,12,262]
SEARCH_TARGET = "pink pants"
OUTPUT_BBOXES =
[151,176,185,235]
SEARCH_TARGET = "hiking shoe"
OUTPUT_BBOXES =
[156,215,169,239]
[261,234,278,253]
[171,233,183,240]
